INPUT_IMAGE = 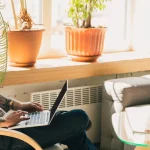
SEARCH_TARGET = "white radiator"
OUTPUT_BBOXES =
[30,85,102,143]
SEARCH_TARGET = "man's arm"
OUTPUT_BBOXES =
[0,95,43,128]
[0,94,43,114]
[0,95,22,112]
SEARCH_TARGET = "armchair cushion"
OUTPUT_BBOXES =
[123,85,150,108]
[104,76,150,111]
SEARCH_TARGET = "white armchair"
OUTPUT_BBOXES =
[0,128,63,150]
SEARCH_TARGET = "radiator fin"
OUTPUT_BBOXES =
[66,90,74,107]
[90,87,98,103]
[32,94,41,104]
[75,89,82,106]
[41,93,49,109]
[31,85,102,109]
[98,86,102,102]
[82,88,90,105]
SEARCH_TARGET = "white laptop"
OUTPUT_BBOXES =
[125,104,150,134]
[9,81,68,129]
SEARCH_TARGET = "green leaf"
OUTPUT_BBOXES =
[99,4,106,10]
[79,4,84,8]
[95,3,99,8]
[83,11,88,19]
[68,0,111,27]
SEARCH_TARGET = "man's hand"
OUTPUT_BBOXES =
[20,102,43,113]
[2,110,29,128]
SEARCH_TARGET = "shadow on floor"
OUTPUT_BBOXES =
[64,143,100,150]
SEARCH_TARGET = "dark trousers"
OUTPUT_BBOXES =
[1,109,97,150]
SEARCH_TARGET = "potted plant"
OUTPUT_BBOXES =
[8,0,44,67]
[65,0,111,62]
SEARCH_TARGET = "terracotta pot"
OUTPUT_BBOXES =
[65,27,107,62]
[8,29,44,67]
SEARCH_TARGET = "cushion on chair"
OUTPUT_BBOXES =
[44,144,64,150]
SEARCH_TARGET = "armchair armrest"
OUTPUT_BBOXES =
[104,76,150,110]
[0,128,42,150]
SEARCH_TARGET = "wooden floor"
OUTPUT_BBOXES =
[64,143,100,150]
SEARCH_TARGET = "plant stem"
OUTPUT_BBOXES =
[81,4,87,27]
[85,0,92,28]
[24,0,27,11]
[81,20,85,27]
[85,13,91,28]
[76,7,79,27]
[20,0,24,9]
[11,0,18,29]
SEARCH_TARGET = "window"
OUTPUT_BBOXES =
[1,0,42,25]
[49,0,131,56]
[132,0,150,52]
[2,0,131,59]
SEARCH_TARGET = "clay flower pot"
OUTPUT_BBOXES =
[65,27,107,62]
[8,29,45,67]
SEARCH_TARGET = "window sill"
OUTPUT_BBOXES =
[3,51,150,86]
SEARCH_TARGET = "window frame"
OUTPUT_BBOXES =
[39,0,133,59]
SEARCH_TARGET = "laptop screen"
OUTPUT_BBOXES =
[50,80,68,120]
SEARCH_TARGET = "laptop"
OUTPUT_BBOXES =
[9,80,68,129]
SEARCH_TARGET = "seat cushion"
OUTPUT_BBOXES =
[44,144,64,150]
[104,76,150,110]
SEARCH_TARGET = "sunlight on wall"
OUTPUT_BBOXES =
[132,0,150,51]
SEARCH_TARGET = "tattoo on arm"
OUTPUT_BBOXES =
[0,95,12,112]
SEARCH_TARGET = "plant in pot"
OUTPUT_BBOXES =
[8,0,44,67]
[65,0,111,62]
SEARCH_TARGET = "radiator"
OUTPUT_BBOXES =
[30,85,102,143]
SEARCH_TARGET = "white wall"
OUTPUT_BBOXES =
[0,71,150,102]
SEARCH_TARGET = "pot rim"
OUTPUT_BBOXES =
[63,23,107,29]
[65,26,107,31]
[8,28,45,32]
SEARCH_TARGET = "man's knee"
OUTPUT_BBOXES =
[69,109,89,129]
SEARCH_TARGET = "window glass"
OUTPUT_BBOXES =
[1,0,42,26]
[50,0,130,52]
[132,0,150,52]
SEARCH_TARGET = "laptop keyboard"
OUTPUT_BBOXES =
[25,112,47,125]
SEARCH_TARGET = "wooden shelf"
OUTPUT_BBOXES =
[3,51,150,86]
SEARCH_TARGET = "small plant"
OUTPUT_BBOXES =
[68,0,111,28]
[10,0,33,30]
[8,0,44,67]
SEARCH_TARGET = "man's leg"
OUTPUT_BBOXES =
[60,127,97,150]
[10,109,97,150]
